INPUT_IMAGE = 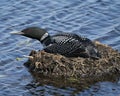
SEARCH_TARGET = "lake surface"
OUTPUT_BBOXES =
[0,0,120,96]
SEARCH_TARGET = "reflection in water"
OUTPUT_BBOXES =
[0,0,120,96]
[24,72,120,95]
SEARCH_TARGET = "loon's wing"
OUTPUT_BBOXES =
[43,39,87,57]
[56,32,100,59]
[46,32,100,59]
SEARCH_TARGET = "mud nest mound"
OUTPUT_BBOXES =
[24,41,120,79]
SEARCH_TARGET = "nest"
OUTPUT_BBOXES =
[24,41,120,79]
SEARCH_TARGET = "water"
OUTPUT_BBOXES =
[0,0,120,96]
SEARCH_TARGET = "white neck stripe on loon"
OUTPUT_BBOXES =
[40,33,49,41]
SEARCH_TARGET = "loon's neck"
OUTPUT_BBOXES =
[41,36,52,46]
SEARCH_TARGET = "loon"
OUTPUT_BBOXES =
[11,27,100,59]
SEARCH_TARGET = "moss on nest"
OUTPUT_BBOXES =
[24,41,120,79]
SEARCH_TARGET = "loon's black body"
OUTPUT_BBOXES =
[12,27,100,59]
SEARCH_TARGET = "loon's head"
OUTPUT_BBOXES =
[11,27,49,42]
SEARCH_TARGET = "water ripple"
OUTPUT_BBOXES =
[0,0,120,96]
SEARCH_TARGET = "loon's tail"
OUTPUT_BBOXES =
[86,46,101,60]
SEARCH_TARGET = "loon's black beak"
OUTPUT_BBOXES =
[10,31,24,35]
